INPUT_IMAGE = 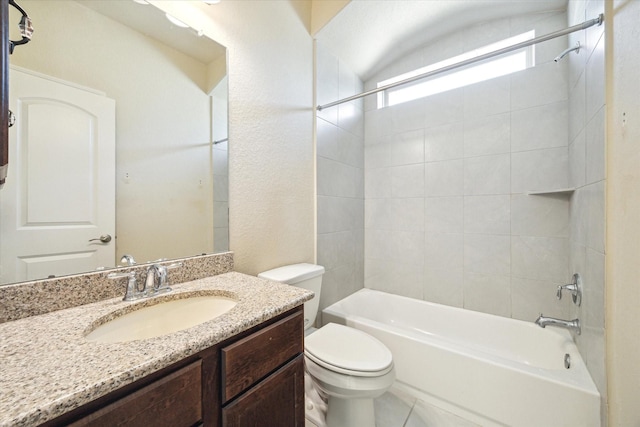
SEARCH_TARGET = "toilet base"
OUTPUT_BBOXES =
[325,396,376,427]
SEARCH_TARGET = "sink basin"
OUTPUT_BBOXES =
[85,295,237,343]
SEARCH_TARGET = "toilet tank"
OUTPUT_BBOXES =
[258,263,324,330]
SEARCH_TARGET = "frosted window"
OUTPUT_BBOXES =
[378,31,535,108]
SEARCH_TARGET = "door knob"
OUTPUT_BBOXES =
[89,234,112,243]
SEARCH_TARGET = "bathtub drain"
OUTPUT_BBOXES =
[564,353,571,369]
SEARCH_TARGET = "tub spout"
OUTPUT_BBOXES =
[535,314,581,335]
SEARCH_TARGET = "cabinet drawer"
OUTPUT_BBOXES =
[222,309,303,403]
[222,355,304,427]
[69,360,202,427]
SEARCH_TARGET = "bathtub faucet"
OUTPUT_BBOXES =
[535,314,581,335]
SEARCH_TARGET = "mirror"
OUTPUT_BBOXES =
[1,0,228,286]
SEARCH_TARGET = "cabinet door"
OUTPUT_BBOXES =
[222,355,304,427]
[68,360,202,427]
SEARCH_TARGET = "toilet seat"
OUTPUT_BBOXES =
[305,323,393,377]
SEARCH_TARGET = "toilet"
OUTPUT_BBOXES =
[258,263,395,427]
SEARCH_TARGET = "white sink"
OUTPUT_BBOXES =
[85,295,237,343]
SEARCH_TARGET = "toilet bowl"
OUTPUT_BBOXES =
[258,264,395,427]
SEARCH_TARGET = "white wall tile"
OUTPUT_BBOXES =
[317,157,363,198]
[424,267,463,307]
[464,195,511,235]
[511,147,568,193]
[391,164,425,198]
[317,231,357,270]
[569,129,586,189]
[463,272,511,317]
[424,88,464,128]
[463,76,510,119]
[364,107,393,145]
[424,122,464,162]
[512,236,569,281]
[365,129,424,169]
[425,232,463,272]
[569,67,586,143]
[582,248,605,329]
[511,101,568,152]
[365,258,424,299]
[365,198,424,232]
[511,194,569,237]
[317,118,339,160]
[338,128,365,168]
[585,181,605,253]
[392,98,428,133]
[570,187,589,247]
[464,154,511,195]
[365,167,392,198]
[585,34,605,121]
[464,113,510,158]
[511,277,571,321]
[464,234,511,276]
[511,62,568,110]
[318,196,363,234]
[366,228,424,265]
[338,102,364,137]
[425,159,464,197]
[425,196,463,234]
[585,106,605,184]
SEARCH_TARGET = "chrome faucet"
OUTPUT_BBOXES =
[107,262,182,301]
[535,314,581,335]
[107,271,145,301]
[119,254,137,266]
[145,264,169,294]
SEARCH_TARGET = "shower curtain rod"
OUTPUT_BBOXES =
[317,14,604,111]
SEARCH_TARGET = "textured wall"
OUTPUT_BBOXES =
[605,0,640,425]
[154,1,316,276]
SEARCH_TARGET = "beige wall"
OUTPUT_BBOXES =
[154,1,316,275]
[606,0,640,425]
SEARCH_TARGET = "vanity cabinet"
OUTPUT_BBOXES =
[42,306,304,427]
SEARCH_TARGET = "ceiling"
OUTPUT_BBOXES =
[77,0,226,64]
[316,0,568,81]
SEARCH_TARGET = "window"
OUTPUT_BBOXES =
[377,31,535,108]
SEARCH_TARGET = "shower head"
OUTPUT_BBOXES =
[554,42,581,62]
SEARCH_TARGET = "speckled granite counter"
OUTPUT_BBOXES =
[0,272,313,427]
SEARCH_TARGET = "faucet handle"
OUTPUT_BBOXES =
[556,273,582,306]
[107,271,144,301]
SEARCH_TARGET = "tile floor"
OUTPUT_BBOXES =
[305,384,480,427]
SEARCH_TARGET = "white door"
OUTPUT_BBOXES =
[0,68,115,284]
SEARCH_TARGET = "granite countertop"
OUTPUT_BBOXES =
[0,272,313,427]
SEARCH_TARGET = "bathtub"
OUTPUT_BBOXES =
[322,288,600,427]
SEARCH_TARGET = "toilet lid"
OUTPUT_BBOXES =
[305,323,393,374]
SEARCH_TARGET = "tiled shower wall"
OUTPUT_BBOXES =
[363,11,575,321]
[567,0,607,413]
[316,43,365,321]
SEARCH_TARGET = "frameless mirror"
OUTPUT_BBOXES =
[1,0,228,286]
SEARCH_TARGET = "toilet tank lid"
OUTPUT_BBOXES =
[258,263,325,284]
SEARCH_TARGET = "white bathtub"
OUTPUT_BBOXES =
[322,288,600,427]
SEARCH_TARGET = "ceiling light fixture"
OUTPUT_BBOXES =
[165,13,189,28]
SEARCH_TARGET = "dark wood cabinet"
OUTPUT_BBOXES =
[222,356,304,427]
[43,306,304,427]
